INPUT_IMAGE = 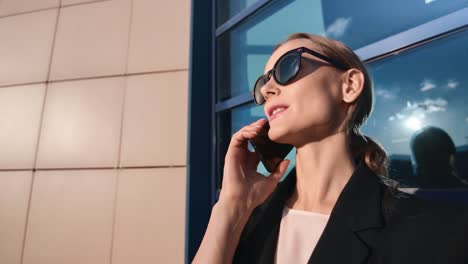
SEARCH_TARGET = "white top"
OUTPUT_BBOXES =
[274,206,330,264]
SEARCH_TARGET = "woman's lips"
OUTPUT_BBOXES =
[270,107,288,121]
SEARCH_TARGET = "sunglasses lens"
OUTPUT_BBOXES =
[276,52,300,84]
[253,76,266,105]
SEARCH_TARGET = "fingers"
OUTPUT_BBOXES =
[269,160,291,182]
[229,118,267,149]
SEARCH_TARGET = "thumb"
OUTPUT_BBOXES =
[269,160,290,182]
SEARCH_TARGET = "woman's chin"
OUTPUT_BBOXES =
[268,128,291,144]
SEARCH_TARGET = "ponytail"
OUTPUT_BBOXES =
[349,131,399,189]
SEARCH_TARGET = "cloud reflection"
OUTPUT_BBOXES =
[325,17,352,38]
[420,79,436,92]
[447,79,459,89]
[388,98,447,122]
[375,86,397,100]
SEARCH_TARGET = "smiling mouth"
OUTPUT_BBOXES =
[270,107,288,121]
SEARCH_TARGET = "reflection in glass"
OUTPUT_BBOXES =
[217,0,326,101]
[216,0,468,101]
[321,0,468,48]
[217,0,260,26]
[409,126,467,188]
[364,29,468,190]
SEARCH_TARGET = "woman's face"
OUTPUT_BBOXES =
[261,38,350,146]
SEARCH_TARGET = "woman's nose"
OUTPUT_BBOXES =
[260,81,280,102]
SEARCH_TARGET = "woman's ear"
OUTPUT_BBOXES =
[342,69,364,103]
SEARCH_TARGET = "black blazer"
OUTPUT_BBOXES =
[233,161,468,264]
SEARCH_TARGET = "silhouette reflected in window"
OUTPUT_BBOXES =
[409,126,468,188]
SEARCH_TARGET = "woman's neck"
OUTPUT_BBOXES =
[287,131,356,214]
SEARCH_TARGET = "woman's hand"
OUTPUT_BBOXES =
[192,118,290,264]
[219,118,291,212]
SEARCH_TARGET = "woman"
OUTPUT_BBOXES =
[192,33,468,264]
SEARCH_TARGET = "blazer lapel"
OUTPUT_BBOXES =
[241,161,387,264]
[307,161,386,264]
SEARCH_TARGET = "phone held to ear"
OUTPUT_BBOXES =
[248,120,294,173]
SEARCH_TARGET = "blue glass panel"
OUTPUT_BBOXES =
[217,0,468,101]
[217,0,326,101]
[322,0,468,49]
[364,29,468,189]
[217,0,261,26]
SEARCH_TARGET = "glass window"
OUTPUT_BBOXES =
[322,0,468,49]
[217,29,468,191]
[364,28,468,189]
[216,103,296,190]
[216,0,468,101]
[217,0,262,26]
[217,0,326,101]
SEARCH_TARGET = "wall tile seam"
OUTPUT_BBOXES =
[110,0,134,262]
[19,4,62,263]
[123,0,135,76]
[0,0,111,19]
[117,0,135,170]
[109,161,121,264]
[0,165,187,172]
[0,6,58,20]
[0,69,190,89]
[60,0,112,9]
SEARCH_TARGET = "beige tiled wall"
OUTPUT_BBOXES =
[0,0,190,263]
[0,9,57,86]
[0,0,59,17]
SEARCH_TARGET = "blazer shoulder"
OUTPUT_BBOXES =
[384,188,468,221]
[381,188,468,259]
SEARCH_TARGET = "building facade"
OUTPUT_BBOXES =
[0,0,189,263]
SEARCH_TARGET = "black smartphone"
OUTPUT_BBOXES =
[248,120,294,173]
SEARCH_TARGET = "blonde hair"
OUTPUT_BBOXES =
[276,33,393,182]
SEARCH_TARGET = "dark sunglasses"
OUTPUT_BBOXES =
[252,46,348,105]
